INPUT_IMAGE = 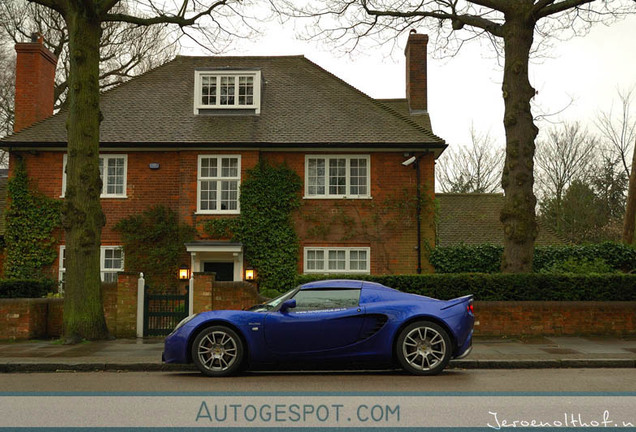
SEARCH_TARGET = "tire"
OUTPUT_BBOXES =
[191,325,244,377]
[396,321,452,376]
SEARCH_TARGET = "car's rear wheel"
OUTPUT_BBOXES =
[396,321,451,375]
[191,326,244,377]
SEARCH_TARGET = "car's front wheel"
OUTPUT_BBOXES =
[396,321,451,375]
[191,326,244,377]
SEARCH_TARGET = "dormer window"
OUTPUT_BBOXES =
[194,70,261,114]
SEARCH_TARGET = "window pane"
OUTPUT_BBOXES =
[221,157,238,178]
[328,250,346,270]
[350,250,367,271]
[220,76,235,105]
[201,75,217,105]
[306,250,324,270]
[220,180,238,210]
[349,158,368,195]
[238,76,254,105]
[200,180,217,210]
[307,159,326,195]
[293,289,360,311]
[329,159,347,195]
[200,157,218,178]
[104,248,123,270]
[106,157,125,195]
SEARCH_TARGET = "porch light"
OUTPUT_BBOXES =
[179,265,190,280]
[245,267,256,281]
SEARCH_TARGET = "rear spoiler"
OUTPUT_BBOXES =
[440,294,473,311]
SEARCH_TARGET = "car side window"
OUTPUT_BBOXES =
[292,289,361,311]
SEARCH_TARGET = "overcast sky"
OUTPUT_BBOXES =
[183,13,636,152]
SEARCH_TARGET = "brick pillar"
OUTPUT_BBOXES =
[192,273,216,313]
[115,272,140,337]
[14,35,58,133]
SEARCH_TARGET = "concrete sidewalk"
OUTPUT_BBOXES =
[1,335,635,372]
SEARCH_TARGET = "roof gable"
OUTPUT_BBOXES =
[2,55,445,149]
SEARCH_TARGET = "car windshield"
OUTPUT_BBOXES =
[247,287,299,312]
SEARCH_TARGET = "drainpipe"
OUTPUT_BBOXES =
[415,157,422,274]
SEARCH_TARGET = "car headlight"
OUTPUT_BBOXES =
[173,313,198,332]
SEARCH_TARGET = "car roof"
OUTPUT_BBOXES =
[299,279,392,291]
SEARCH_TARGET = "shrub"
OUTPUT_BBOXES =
[430,242,636,273]
[295,273,636,301]
[539,257,616,274]
[0,279,58,298]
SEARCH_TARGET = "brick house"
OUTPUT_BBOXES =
[1,32,446,284]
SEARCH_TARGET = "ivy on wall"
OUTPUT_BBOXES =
[3,158,62,280]
[205,161,302,292]
[114,205,196,288]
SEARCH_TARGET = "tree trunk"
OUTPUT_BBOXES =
[61,2,109,342]
[622,137,636,244]
[499,13,539,273]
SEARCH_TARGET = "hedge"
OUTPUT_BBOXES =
[429,242,636,273]
[0,279,58,298]
[294,273,636,301]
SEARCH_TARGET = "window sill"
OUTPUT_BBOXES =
[303,196,372,200]
[196,211,241,215]
[303,271,370,275]
[59,195,128,199]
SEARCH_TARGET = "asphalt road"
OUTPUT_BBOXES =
[2,369,636,392]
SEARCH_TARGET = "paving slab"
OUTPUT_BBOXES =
[0,336,635,372]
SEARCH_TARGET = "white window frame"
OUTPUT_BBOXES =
[304,155,371,199]
[58,245,124,287]
[62,154,128,198]
[194,70,262,114]
[197,155,241,215]
[303,247,371,274]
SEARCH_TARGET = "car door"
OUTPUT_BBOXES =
[264,288,365,354]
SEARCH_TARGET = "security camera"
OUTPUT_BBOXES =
[402,156,417,166]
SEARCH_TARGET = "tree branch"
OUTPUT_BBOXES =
[104,0,228,26]
[536,0,594,19]
[361,1,503,36]
[26,0,65,15]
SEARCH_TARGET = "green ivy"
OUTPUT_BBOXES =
[205,161,302,292]
[3,158,62,280]
[114,205,196,288]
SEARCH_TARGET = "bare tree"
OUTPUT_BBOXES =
[0,0,178,112]
[597,88,636,178]
[596,88,636,245]
[436,125,503,193]
[281,0,634,272]
[535,121,596,206]
[15,0,258,343]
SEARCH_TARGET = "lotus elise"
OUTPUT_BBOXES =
[162,279,474,376]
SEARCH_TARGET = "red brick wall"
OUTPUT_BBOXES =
[474,301,636,336]
[265,152,436,274]
[11,149,436,277]
[0,298,51,339]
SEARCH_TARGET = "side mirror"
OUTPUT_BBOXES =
[280,299,296,313]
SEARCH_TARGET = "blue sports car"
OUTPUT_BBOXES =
[163,279,474,376]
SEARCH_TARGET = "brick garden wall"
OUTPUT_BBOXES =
[474,301,636,336]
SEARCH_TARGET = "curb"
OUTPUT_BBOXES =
[449,359,636,369]
[1,359,635,373]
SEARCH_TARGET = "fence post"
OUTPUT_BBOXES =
[136,272,145,338]
[189,274,194,316]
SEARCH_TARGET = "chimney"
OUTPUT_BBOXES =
[405,30,428,114]
[13,33,58,133]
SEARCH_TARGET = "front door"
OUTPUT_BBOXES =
[203,262,234,281]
